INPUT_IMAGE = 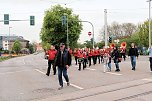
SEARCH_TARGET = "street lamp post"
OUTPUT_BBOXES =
[8,27,12,56]
[80,21,94,48]
[148,0,152,47]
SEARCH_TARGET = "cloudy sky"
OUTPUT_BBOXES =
[0,0,149,43]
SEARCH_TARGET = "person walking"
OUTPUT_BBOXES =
[148,45,152,72]
[128,43,138,71]
[46,45,57,76]
[54,43,71,90]
[112,46,121,72]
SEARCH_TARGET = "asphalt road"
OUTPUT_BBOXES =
[0,53,152,101]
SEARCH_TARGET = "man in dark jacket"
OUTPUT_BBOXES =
[128,43,138,71]
[55,43,71,90]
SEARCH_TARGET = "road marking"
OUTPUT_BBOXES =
[74,66,79,68]
[35,69,46,75]
[142,78,152,81]
[106,72,122,76]
[0,70,31,75]
[23,59,26,64]
[86,68,96,71]
[35,69,84,90]
[63,81,84,90]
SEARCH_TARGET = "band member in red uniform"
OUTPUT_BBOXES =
[88,48,92,67]
[46,45,57,76]
[77,49,84,71]
[83,49,88,68]
[120,48,126,61]
[97,48,101,64]
[100,49,104,63]
[74,48,78,65]
[68,48,73,64]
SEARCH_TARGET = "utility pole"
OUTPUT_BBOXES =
[104,9,108,48]
[148,0,152,47]
[67,15,69,48]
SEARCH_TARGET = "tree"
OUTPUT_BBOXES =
[122,23,137,36]
[12,40,22,54]
[137,21,150,47]
[40,5,83,49]
[28,43,35,54]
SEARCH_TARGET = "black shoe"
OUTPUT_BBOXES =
[132,68,135,71]
[115,69,120,72]
[78,69,81,71]
[46,73,49,76]
[53,73,56,75]
[67,82,70,86]
[58,86,63,90]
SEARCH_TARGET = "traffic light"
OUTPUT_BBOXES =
[109,37,112,43]
[4,14,9,25]
[30,16,35,26]
[61,15,66,25]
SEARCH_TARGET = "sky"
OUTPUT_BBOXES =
[0,0,150,43]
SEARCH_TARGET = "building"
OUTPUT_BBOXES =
[35,43,43,52]
[0,35,29,50]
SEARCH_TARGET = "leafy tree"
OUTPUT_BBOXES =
[28,43,35,54]
[122,23,137,36]
[12,40,22,54]
[137,21,150,47]
[40,5,83,49]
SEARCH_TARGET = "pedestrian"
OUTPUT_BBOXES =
[112,46,121,72]
[77,49,84,71]
[46,45,57,76]
[148,45,152,72]
[103,52,111,72]
[54,43,71,90]
[128,43,138,71]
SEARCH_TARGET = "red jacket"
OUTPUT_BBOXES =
[83,52,87,59]
[69,49,73,55]
[74,51,78,57]
[47,49,57,60]
[77,51,83,58]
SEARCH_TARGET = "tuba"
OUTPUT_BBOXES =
[110,43,115,49]
[121,42,126,49]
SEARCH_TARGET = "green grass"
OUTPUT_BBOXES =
[0,56,12,62]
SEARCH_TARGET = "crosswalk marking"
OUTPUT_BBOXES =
[106,72,123,76]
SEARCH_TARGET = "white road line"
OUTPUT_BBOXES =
[86,68,96,71]
[0,70,31,75]
[106,72,122,76]
[63,81,84,90]
[142,78,152,81]
[35,69,46,75]
[23,59,25,64]
[34,69,84,90]
[74,66,79,68]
